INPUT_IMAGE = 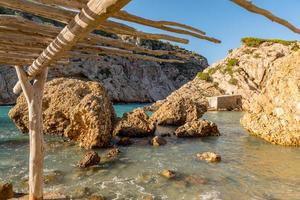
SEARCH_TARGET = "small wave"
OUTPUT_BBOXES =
[199,191,222,200]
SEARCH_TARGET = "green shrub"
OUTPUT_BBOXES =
[291,44,300,51]
[253,53,261,58]
[197,72,211,81]
[242,37,297,47]
[228,78,238,85]
[207,65,221,76]
[227,58,239,67]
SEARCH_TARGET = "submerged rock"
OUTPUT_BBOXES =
[78,151,100,168]
[151,98,207,126]
[44,170,64,185]
[0,182,13,200]
[142,195,155,200]
[241,51,300,146]
[88,195,106,200]
[150,136,167,146]
[113,108,155,137]
[175,119,220,137]
[197,152,221,163]
[71,187,91,199]
[106,148,121,158]
[160,169,176,179]
[13,192,67,200]
[116,137,133,146]
[184,175,206,186]
[9,78,115,149]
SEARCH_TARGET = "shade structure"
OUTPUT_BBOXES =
[0,1,299,200]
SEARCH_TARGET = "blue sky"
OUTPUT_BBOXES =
[121,0,300,64]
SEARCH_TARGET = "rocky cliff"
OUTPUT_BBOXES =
[156,38,299,111]
[241,51,300,146]
[0,39,208,104]
[153,38,300,146]
[198,38,299,109]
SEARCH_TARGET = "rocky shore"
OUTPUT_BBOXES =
[150,38,300,146]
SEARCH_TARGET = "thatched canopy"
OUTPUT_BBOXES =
[0,0,221,67]
[0,0,299,79]
[1,1,299,199]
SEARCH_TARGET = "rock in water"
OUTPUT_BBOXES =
[113,108,155,137]
[197,152,221,163]
[77,151,101,168]
[241,51,300,146]
[174,119,220,137]
[150,98,207,126]
[106,148,121,158]
[150,136,167,146]
[116,137,133,146]
[9,78,115,149]
[0,182,14,200]
[160,170,176,179]
[88,195,106,200]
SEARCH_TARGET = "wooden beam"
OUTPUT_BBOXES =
[0,0,191,44]
[113,11,221,43]
[13,0,132,94]
[231,0,300,34]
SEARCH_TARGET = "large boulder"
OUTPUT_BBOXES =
[241,51,300,146]
[9,78,115,149]
[0,182,14,200]
[174,119,220,137]
[113,108,155,137]
[77,151,101,168]
[150,98,207,126]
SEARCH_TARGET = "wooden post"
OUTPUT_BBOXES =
[15,66,48,200]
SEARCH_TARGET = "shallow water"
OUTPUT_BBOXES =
[0,105,300,200]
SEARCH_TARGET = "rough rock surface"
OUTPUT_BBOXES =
[153,40,299,111]
[149,78,224,112]
[174,119,220,137]
[0,40,208,105]
[113,108,155,137]
[241,51,300,146]
[150,136,167,146]
[9,78,115,149]
[77,151,101,168]
[202,41,300,110]
[150,98,207,126]
[106,148,121,158]
[160,170,176,179]
[0,182,14,200]
[116,137,133,146]
[197,152,221,163]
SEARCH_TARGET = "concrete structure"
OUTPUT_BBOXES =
[207,95,242,111]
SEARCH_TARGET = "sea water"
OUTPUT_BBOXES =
[0,105,299,200]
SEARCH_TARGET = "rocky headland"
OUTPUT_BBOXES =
[241,51,300,146]
[0,39,208,105]
[151,38,300,146]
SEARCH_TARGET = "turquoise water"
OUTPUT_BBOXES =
[0,105,300,200]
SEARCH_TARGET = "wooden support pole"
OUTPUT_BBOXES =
[13,0,131,94]
[14,66,48,200]
[12,1,131,199]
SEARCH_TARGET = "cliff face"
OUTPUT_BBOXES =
[241,51,300,146]
[154,38,300,146]
[199,39,299,109]
[0,40,208,104]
